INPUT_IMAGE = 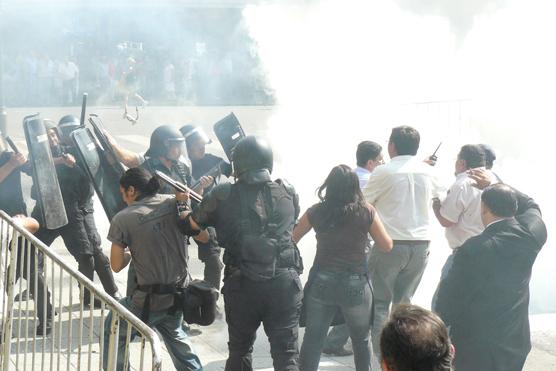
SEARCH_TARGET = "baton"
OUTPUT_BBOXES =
[5,136,20,153]
[80,93,88,127]
[155,170,203,203]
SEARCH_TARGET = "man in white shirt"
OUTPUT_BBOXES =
[362,125,443,361]
[431,144,486,309]
[58,56,79,104]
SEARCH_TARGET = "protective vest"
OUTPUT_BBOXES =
[223,180,303,281]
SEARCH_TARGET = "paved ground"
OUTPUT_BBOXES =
[2,105,555,370]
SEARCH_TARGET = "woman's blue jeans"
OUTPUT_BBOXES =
[299,270,373,371]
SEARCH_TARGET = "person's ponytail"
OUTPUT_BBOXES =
[120,167,159,197]
[145,176,160,196]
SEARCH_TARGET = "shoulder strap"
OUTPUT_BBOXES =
[174,162,190,185]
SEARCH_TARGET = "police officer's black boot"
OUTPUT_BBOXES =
[78,254,102,308]
[93,250,121,299]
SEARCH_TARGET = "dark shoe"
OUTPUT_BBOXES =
[322,346,353,357]
[36,321,52,336]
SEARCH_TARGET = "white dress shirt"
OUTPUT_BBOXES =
[440,172,484,249]
[363,155,444,240]
[58,61,79,81]
[354,166,372,188]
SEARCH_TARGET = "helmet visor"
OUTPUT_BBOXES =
[58,123,80,143]
[165,138,186,161]
[183,127,212,145]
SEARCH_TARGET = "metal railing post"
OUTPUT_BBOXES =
[0,211,164,370]
[2,228,19,370]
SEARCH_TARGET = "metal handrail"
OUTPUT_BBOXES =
[0,210,163,370]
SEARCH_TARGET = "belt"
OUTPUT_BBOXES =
[393,240,430,246]
[136,283,181,321]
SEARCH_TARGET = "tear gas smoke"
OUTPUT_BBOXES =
[244,0,556,313]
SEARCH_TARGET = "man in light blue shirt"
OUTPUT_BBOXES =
[322,140,384,357]
[354,141,384,188]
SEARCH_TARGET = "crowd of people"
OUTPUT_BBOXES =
[0,118,547,371]
[1,5,275,108]
[1,47,272,107]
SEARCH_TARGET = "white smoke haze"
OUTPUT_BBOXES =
[395,0,508,42]
[244,0,555,312]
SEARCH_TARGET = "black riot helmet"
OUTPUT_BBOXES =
[57,115,81,145]
[180,124,212,159]
[44,119,57,131]
[232,136,273,183]
[180,124,212,146]
[145,125,185,160]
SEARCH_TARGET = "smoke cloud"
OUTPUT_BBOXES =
[395,0,508,42]
[244,0,556,312]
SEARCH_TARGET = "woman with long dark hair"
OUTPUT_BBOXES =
[294,164,392,371]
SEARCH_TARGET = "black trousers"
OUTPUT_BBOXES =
[453,337,528,371]
[223,269,303,371]
[35,213,118,300]
[9,238,53,326]
[197,227,224,290]
[82,212,118,298]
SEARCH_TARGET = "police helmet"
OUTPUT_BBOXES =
[232,136,273,177]
[146,125,185,159]
[57,115,81,144]
[44,119,57,131]
[180,125,212,146]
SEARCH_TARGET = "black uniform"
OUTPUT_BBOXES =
[32,147,118,302]
[188,175,303,371]
[141,156,192,195]
[1,151,54,331]
[191,153,225,289]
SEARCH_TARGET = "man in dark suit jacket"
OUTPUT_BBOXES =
[436,178,547,371]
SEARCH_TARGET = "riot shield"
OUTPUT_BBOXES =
[71,128,126,221]
[24,115,68,229]
[88,114,121,165]
[213,112,246,162]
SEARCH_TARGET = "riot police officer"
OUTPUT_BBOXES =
[180,124,228,290]
[33,118,120,306]
[180,136,304,371]
[140,125,193,192]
